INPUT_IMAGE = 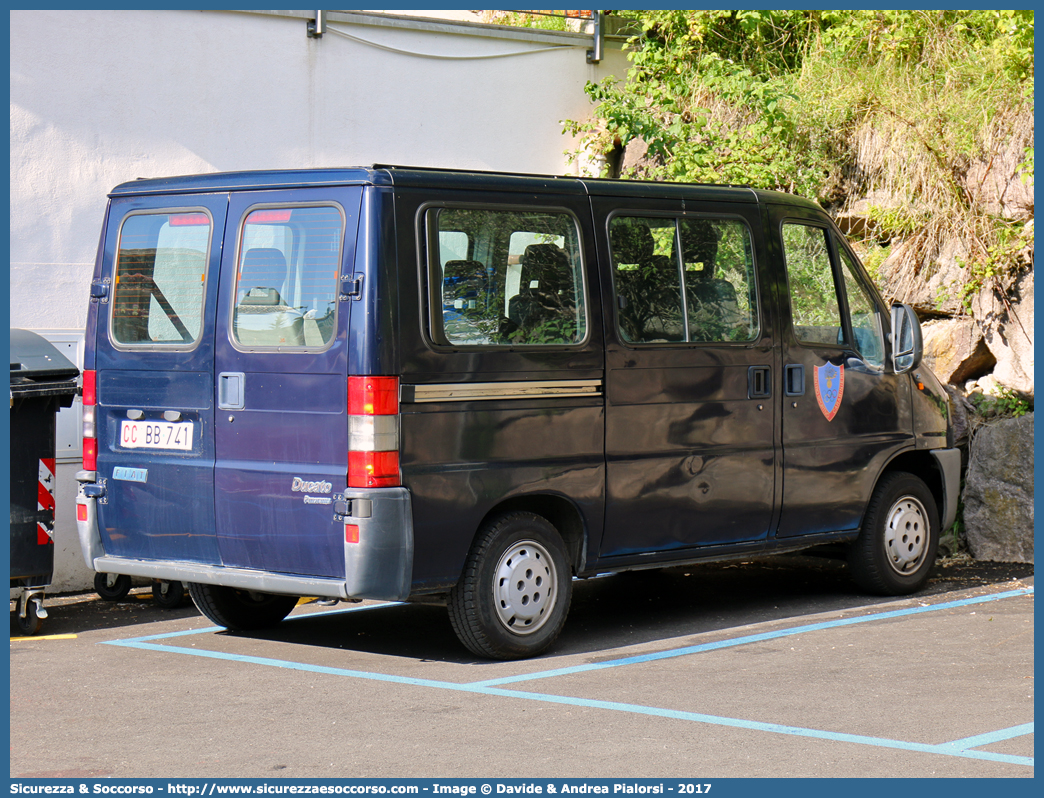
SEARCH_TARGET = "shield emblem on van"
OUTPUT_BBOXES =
[814,362,844,421]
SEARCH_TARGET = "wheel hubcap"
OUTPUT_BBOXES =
[493,540,557,635]
[884,494,930,575]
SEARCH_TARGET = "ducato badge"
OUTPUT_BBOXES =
[291,477,333,494]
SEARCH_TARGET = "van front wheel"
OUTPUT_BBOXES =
[848,472,940,595]
[187,583,298,630]
[448,512,572,660]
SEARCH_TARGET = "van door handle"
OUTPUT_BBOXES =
[747,366,770,399]
[218,372,245,410]
[784,364,805,396]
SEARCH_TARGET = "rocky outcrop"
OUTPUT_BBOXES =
[846,110,1033,396]
[965,111,1035,222]
[921,317,996,385]
[877,236,971,318]
[971,265,1034,395]
[962,413,1034,563]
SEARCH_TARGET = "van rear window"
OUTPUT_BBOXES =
[232,205,344,349]
[427,207,587,347]
[110,211,211,347]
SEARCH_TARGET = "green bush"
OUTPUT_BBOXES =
[565,10,1034,294]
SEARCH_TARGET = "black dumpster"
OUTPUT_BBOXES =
[10,329,79,635]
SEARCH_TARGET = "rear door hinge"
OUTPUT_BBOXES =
[340,274,364,301]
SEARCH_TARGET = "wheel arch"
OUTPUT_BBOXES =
[476,492,587,575]
[877,449,946,523]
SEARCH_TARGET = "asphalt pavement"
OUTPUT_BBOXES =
[9,555,1033,779]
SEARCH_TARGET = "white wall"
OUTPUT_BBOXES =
[9,9,627,592]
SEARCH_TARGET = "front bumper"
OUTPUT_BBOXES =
[930,448,961,531]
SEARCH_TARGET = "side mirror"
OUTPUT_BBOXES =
[891,303,923,373]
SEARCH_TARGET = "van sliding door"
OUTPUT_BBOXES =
[595,196,778,560]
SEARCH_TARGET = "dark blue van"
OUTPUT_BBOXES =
[76,166,959,659]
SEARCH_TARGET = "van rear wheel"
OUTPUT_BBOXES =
[848,472,939,595]
[448,512,572,660]
[187,582,298,630]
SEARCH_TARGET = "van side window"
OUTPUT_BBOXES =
[232,206,343,349]
[836,238,885,368]
[781,223,844,346]
[610,216,758,344]
[111,211,211,347]
[428,207,587,347]
[680,218,758,342]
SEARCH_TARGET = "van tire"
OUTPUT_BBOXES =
[848,472,939,595]
[448,512,572,660]
[187,582,298,630]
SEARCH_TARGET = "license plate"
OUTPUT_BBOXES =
[119,420,194,451]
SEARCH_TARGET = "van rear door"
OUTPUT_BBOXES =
[212,189,360,578]
[93,194,227,565]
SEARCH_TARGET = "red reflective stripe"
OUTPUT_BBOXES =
[77,504,88,523]
[36,457,55,545]
[37,478,55,513]
[345,524,360,544]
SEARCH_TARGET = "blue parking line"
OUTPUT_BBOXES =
[942,723,1035,751]
[102,586,1034,769]
[104,638,1033,768]
[472,587,1035,687]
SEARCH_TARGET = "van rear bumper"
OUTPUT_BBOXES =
[76,484,415,602]
[92,555,355,600]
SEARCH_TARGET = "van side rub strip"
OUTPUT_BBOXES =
[407,380,603,403]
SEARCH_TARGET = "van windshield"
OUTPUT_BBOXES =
[111,211,211,347]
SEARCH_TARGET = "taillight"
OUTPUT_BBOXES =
[82,370,97,471]
[347,376,400,488]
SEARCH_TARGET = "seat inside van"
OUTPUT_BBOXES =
[504,243,577,344]
[233,247,305,346]
[680,220,744,342]
[610,220,684,343]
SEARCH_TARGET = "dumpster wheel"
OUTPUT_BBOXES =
[94,572,132,602]
[11,597,43,636]
[152,579,188,610]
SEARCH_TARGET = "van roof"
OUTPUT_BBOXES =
[108,165,821,210]
[108,168,388,196]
